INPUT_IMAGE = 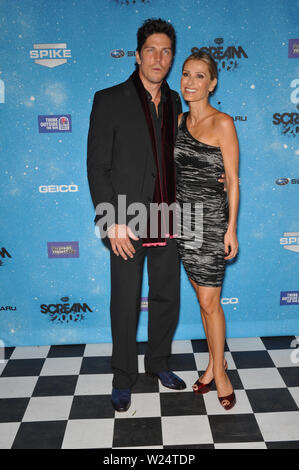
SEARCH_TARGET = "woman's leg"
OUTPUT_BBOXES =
[190,279,226,386]
[194,284,233,401]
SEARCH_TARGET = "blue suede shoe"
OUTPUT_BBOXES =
[111,388,131,412]
[146,371,186,390]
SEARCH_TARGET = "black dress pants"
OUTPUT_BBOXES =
[110,238,180,389]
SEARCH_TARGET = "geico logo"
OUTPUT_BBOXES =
[221,298,239,304]
[39,185,78,193]
[273,112,299,125]
[30,49,71,59]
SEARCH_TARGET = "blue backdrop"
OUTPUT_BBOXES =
[0,0,298,347]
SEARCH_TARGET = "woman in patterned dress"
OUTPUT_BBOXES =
[174,52,239,410]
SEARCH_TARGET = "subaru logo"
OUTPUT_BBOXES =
[110,49,125,59]
[275,178,289,185]
[214,38,224,45]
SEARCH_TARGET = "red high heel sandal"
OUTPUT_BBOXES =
[218,391,236,410]
[192,377,213,394]
[192,360,228,395]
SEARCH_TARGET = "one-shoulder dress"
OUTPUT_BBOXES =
[174,112,228,287]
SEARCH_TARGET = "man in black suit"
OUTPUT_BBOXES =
[87,18,186,412]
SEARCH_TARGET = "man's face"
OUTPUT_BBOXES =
[136,33,173,86]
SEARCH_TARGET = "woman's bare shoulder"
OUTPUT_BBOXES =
[214,111,238,144]
[214,111,234,128]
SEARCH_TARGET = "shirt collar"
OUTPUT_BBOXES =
[145,82,167,103]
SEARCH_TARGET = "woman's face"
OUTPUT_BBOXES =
[181,59,217,102]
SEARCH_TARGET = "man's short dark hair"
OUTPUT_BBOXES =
[137,18,176,55]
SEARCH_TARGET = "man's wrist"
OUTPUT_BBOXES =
[107,223,116,237]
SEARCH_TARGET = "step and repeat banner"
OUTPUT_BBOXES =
[0,0,298,346]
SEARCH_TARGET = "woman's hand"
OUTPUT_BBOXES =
[224,230,238,260]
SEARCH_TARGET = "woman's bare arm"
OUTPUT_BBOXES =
[217,114,239,260]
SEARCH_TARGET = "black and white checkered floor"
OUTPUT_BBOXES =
[1,336,299,449]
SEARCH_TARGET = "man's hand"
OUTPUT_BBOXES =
[108,224,139,260]
[218,172,227,192]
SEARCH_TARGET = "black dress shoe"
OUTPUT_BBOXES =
[146,371,186,390]
[111,388,131,412]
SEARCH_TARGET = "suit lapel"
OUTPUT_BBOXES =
[122,77,155,163]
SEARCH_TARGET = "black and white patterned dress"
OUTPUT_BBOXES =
[174,112,228,287]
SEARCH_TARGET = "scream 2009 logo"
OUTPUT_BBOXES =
[191,38,248,72]
[272,79,299,137]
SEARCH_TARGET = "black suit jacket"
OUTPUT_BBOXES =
[87,74,182,226]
